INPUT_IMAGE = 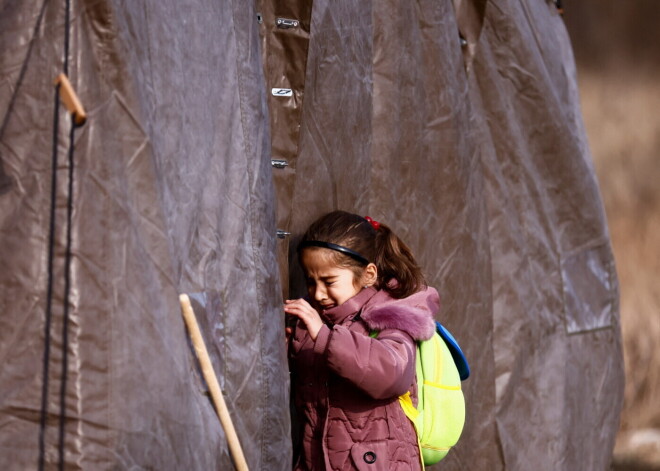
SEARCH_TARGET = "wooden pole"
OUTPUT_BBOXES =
[179,294,249,471]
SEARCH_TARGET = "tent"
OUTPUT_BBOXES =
[0,0,623,469]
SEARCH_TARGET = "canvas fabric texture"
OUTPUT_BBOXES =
[0,0,622,469]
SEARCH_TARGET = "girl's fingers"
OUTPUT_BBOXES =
[284,306,315,319]
[283,304,304,317]
[284,303,320,322]
[284,299,315,315]
[285,298,314,308]
[283,299,323,340]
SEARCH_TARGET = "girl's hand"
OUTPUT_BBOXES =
[283,298,324,341]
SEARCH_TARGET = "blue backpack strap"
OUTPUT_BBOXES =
[435,321,470,381]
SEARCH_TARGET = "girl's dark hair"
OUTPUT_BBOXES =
[298,210,426,298]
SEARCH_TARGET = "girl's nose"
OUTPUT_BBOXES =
[313,284,326,302]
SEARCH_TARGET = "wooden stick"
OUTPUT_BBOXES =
[179,294,249,471]
[53,73,87,125]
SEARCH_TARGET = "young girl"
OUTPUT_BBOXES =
[284,210,440,471]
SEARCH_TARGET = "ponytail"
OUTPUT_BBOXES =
[374,222,426,298]
[298,210,426,299]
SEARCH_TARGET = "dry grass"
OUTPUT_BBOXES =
[577,68,660,467]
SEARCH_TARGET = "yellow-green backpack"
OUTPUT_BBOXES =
[372,321,469,466]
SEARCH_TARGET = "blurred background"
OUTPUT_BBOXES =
[563,1,660,470]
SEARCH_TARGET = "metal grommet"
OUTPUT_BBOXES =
[276,18,299,29]
[363,451,377,464]
[271,159,289,168]
[276,230,291,239]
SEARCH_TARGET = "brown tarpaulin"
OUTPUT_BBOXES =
[0,0,623,469]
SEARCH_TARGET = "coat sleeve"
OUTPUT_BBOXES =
[313,324,416,400]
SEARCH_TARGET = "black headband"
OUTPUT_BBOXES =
[299,240,369,265]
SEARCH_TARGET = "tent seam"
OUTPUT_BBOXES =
[231,2,269,468]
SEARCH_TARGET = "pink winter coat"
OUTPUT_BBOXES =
[289,286,439,471]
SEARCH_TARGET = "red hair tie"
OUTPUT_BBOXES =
[364,216,380,230]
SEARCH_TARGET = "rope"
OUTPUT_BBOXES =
[58,120,76,470]
[39,0,76,468]
[38,83,61,471]
[63,0,70,76]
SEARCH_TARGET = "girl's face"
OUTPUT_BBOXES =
[301,248,375,311]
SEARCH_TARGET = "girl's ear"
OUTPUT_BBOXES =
[362,263,378,288]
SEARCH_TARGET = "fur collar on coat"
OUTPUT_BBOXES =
[359,286,439,341]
